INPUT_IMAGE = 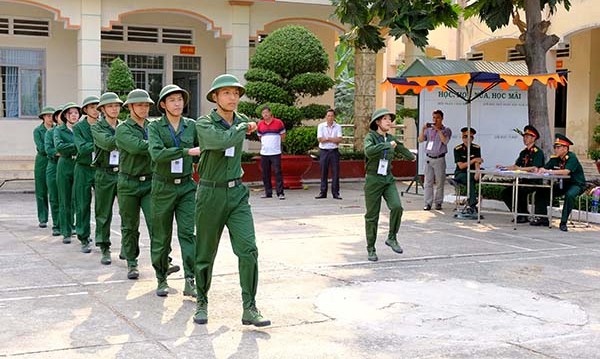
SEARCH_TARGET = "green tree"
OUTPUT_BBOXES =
[332,0,459,150]
[466,0,571,156]
[106,57,135,119]
[334,39,355,124]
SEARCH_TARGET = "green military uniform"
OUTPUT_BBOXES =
[92,92,123,264]
[364,108,415,262]
[116,112,153,278]
[501,145,545,217]
[148,85,197,297]
[54,103,81,242]
[33,106,54,228]
[453,142,482,208]
[73,96,99,251]
[44,106,63,236]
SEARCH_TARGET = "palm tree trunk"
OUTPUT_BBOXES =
[353,48,377,152]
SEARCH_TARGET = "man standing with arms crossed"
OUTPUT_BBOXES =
[257,106,286,200]
[418,110,451,211]
[92,92,122,264]
[315,109,343,200]
[193,74,270,327]
[73,96,99,253]
[33,106,55,229]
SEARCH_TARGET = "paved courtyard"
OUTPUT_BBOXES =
[1,180,599,358]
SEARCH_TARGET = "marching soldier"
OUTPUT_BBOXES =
[33,106,55,229]
[44,106,63,236]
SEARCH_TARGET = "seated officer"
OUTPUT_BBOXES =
[498,125,545,223]
[531,134,586,231]
[451,127,483,213]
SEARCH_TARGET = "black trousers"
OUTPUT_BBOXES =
[261,154,284,196]
[319,148,340,196]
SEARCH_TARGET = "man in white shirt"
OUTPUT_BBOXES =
[316,109,343,199]
[257,106,286,200]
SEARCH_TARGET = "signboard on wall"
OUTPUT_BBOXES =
[418,86,529,175]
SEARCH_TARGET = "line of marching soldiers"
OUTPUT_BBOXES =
[32,76,271,327]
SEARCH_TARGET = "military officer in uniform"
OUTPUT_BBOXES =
[498,125,545,223]
[92,92,123,264]
[73,96,100,253]
[193,74,270,327]
[363,108,415,262]
[452,127,483,213]
[45,106,63,236]
[33,106,55,229]
[148,85,199,297]
[532,134,586,231]
[54,103,81,243]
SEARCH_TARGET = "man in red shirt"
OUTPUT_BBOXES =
[257,106,286,199]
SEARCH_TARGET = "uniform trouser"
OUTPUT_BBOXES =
[57,158,75,237]
[195,184,258,309]
[94,170,118,249]
[34,154,49,224]
[74,164,95,243]
[537,184,585,224]
[261,154,284,196]
[424,156,446,206]
[118,176,152,266]
[151,179,196,281]
[454,172,478,207]
[319,148,340,196]
[46,160,60,231]
[364,174,403,251]
[501,182,545,215]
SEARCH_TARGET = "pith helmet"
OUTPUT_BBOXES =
[97,92,123,110]
[81,95,100,115]
[157,85,189,113]
[206,74,245,103]
[52,105,64,123]
[38,106,55,119]
[369,108,396,130]
[124,89,155,106]
[60,102,82,122]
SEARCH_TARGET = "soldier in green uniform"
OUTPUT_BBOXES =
[73,96,100,253]
[33,106,55,229]
[363,108,415,262]
[452,127,483,213]
[54,103,81,243]
[45,106,63,236]
[193,74,270,327]
[531,134,586,231]
[148,85,200,297]
[498,125,545,223]
[92,92,123,265]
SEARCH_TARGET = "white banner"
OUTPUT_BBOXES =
[418,86,528,175]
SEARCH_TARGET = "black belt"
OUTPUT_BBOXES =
[154,173,192,185]
[427,153,446,159]
[48,158,58,163]
[98,166,119,174]
[199,178,242,188]
[119,172,152,182]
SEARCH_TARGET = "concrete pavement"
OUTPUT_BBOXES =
[1,180,600,358]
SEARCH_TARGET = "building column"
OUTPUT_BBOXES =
[401,37,425,149]
[77,1,102,103]
[226,1,251,83]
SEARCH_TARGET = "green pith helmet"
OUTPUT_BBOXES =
[205,74,245,103]
[124,89,155,106]
[52,105,64,123]
[60,102,82,123]
[97,92,123,111]
[370,108,396,130]
[157,84,189,113]
[81,95,100,115]
[38,106,55,119]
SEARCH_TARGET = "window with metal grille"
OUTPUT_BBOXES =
[0,48,45,118]
[102,25,192,44]
[0,17,49,37]
[507,48,525,62]
[101,25,124,41]
[173,56,201,72]
[162,28,192,44]
[467,52,484,61]
[127,26,158,43]
[0,18,8,35]
[556,44,570,59]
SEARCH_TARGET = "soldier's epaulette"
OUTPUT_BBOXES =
[454,144,462,150]
[533,147,538,152]
[565,155,569,160]
[550,155,559,158]
[473,144,480,148]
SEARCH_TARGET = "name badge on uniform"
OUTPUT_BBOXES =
[171,158,183,174]
[91,151,96,162]
[109,150,119,165]
[377,159,389,175]
[426,141,434,151]
[225,146,235,157]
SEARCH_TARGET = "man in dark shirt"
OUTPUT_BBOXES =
[452,127,482,213]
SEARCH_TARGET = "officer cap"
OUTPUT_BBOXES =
[157,85,188,113]
[369,108,396,131]
[124,89,155,106]
[60,102,82,122]
[522,125,539,139]
[554,133,573,147]
[97,92,123,111]
[460,127,476,135]
[81,95,100,115]
[38,106,55,119]
[206,74,245,103]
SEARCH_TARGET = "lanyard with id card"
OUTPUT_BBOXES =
[377,148,389,175]
[109,150,119,165]
[225,146,235,157]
